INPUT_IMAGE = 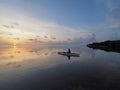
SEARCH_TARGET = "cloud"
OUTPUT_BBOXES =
[97,7,120,31]
[50,32,96,45]
[44,36,48,38]
[0,30,13,36]
[0,38,12,45]
[96,1,120,29]
[109,32,120,40]
[71,33,96,44]
[67,38,71,41]
[12,22,19,26]
[0,5,95,44]
[1,24,15,29]
[14,38,20,40]
[110,8,120,19]
[102,22,120,29]
[2,25,10,28]
[51,37,56,40]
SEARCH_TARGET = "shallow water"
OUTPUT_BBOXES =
[0,45,120,90]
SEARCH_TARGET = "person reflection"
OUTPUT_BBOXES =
[67,55,71,60]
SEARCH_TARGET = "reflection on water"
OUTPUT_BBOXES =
[0,45,120,90]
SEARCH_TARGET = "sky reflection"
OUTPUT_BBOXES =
[0,46,120,89]
[0,45,93,73]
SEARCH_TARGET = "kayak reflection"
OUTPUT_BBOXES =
[57,49,80,60]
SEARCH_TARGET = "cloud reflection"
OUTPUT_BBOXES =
[0,46,94,67]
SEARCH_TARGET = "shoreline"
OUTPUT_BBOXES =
[87,40,120,53]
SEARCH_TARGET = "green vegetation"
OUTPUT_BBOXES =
[87,40,120,53]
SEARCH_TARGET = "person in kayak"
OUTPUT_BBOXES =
[68,48,71,53]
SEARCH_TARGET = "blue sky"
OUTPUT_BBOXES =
[0,0,120,45]
[0,0,108,27]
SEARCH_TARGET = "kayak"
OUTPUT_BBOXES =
[58,52,80,57]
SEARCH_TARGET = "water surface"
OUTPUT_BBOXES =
[0,45,120,90]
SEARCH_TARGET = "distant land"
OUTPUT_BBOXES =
[87,40,120,53]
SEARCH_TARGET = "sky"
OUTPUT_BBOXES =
[0,0,120,45]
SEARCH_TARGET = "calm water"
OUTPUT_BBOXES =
[0,45,120,90]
